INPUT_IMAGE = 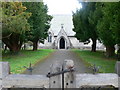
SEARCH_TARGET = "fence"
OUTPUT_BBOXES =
[0,60,120,89]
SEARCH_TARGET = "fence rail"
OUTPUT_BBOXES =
[0,60,120,89]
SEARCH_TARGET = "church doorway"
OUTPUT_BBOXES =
[59,38,65,49]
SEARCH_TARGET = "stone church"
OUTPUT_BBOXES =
[39,15,104,49]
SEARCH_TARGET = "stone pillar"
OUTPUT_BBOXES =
[115,61,120,90]
[0,62,10,90]
[115,61,120,77]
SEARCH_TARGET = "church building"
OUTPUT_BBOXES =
[39,14,84,49]
[39,15,104,49]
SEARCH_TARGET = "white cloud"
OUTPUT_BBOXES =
[43,0,82,15]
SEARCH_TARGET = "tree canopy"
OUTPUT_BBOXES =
[97,2,120,57]
[2,2,31,53]
[1,2,52,52]
[73,2,98,52]
[23,2,52,50]
[73,2,120,57]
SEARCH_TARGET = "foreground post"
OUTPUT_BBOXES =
[116,61,120,90]
[0,62,10,90]
[48,61,62,88]
[63,60,76,88]
[0,62,10,78]
[115,61,120,77]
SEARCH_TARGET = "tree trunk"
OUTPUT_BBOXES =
[91,38,97,52]
[3,41,21,54]
[33,41,38,51]
[105,45,115,57]
[11,44,21,53]
[2,33,22,54]
[5,41,21,54]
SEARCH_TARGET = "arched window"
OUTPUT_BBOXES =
[48,32,52,43]
[49,35,52,42]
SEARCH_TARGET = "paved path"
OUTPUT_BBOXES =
[24,50,92,75]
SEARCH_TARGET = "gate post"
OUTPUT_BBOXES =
[0,62,10,78]
[63,60,76,89]
[115,61,120,77]
[115,61,120,90]
[0,62,10,90]
[48,61,62,88]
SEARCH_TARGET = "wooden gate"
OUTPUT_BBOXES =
[0,60,120,89]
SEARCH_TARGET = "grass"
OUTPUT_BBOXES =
[73,49,117,73]
[2,49,54,74]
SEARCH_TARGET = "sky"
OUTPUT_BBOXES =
[43,0,82,15]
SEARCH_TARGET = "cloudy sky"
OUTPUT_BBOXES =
[43,0,82,15]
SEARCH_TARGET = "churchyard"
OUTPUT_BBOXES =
[1,1,120,90]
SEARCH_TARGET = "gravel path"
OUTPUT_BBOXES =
[24,50,92,75]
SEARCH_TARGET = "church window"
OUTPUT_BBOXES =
[48,36,49,42]
[48,32,52,43]
[49,35,52,42]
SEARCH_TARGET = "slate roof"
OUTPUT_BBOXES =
[49,14,76,36]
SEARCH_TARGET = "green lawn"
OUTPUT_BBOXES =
[2,49,54,74]
[73,49,117,73]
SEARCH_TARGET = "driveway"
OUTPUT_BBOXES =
[24,50,92,75]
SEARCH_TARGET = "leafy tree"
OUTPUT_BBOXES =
[2,2,31,53]
[73,2,98,52]
[97,2,120,57]
[109,2,120,59]
[73,2,120,57]
[23,2,52,50]
[97,16,116,57]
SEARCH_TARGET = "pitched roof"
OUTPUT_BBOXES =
[49,14,75,36]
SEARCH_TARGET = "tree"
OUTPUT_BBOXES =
[2,2,31,53]
[97,16,116,57]
[73,2,98,52]
[97,3,120,57]
[109,2,120,59]
[23,2,52,51]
